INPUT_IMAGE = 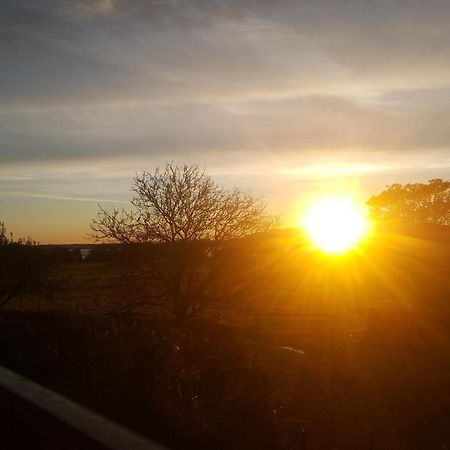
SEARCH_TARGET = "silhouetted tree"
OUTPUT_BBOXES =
[91,163,277,320]
[0,222,8,246]
[0,221,49,309]
[368,179,450,226]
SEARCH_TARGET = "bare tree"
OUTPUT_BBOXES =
[91,164,277,320]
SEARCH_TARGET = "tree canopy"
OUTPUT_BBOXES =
[91,163,277,243]
[368,179,450,226]
[91,164,277,320]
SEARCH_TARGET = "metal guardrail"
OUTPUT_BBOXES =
[0,365,169,450]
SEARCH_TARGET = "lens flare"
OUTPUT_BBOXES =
[302,196,369,253]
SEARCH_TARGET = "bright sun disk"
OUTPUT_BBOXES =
[302,196,368,253]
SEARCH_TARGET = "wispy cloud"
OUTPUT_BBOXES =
[0,191,128,204]
[1,0,450,241]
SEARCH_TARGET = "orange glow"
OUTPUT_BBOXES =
[301,196,370,253]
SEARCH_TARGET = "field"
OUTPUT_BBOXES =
[1,227,450,449]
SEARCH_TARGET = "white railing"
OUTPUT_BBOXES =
[0,365,169,450]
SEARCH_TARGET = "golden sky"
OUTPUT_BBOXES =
[1,0,450,243]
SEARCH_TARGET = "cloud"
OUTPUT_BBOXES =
[1,1,449,188]
[0,191,127,204]
[1,92,450,171]
[2,0,450,107]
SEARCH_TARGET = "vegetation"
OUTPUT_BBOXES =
[368,178,450,225]
[91,163,277,321]
[0,222,51,309]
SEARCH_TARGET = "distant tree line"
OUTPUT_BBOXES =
[0,222,39,246]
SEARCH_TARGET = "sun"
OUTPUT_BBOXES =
[302,196,369,254]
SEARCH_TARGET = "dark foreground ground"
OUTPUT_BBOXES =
[1,229,449,449]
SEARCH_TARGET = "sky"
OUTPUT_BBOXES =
[1,0,450,243]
